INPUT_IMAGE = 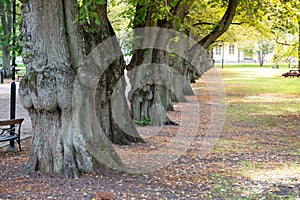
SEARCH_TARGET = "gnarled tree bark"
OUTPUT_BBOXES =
[127,0,214,126]
[19,0,142,178]
[127,0,238,126]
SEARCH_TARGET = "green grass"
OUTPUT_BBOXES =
[16,63,26,75]
[223,67,300,97]
[215,63,297,69]
[204,168,300,199]
[223,66,300,129]
[207,65,300,199]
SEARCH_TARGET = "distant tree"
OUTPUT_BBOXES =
[233,24,274,66]
[0,0,12,77]
[264,0,300,68]
[257,40,274,66]
[187,0,299,68]
[272,33,298,68]
[0,0,22,77]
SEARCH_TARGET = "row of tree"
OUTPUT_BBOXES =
[0,0,299,177]
[17,0,240,178]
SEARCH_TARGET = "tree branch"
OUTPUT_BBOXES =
[196,0,239,49]
[275,39,297,46]
[171,0,195,21]
[193,21,244,26]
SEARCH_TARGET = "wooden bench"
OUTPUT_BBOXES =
[0,118,24,150]
[282,70,300,78]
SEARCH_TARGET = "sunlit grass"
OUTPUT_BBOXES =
[222,67,300,126]
[215,63,295,69]
[223,68,300,93]
[240,162,300,197]
[243,163,300,183]
[208,66,300,198]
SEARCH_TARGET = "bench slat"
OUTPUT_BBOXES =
[0,135,18,142]
[0,118,24,126]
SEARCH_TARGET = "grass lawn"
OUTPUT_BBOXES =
[16,63,26,75]
[207,64,300,199]
[223,66,300,123]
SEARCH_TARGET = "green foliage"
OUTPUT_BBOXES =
[74,0,107,31]
[265,0,299,34]
[107,0,129,31]
[0,0,11,7]
[187,0,299,65]
[133,116,151,126]
[0,32,10,47]
[0,0,22,60]
[120,0,189,29]
[262,0,299,65]
[186,0,226,38]
[118,0,150,28]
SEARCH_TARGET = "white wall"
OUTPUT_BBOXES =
[213,44,247,63]
[213,43,297,65]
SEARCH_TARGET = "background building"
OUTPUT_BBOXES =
[213,43,274,64]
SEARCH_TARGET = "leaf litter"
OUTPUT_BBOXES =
[1,75,299,199]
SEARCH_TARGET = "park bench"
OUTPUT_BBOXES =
[0,118,24,150]
[282,70,300,78]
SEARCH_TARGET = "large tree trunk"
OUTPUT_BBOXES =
[127,28,180,126]
[127,2,190,126]
[127,0,237,127]
[19,0,142,178]
[91,3,143,145]
[127,26,214,126]
[127,0,214,126]
[0,1,12,77]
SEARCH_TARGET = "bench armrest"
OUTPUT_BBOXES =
[0,118,23,150]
